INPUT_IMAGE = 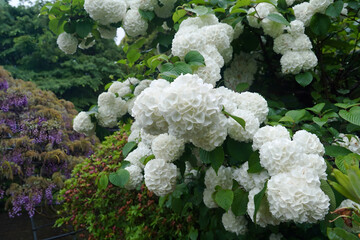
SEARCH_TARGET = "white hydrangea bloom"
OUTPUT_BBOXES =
[227,109,260,142]
[84,0,127,25]
[124,77,140,86]
[125,142,152,169]
[140,129,157,147]
[285,0,295,6]
[98,26,117,39]
[293,2,316,26]
[203,188,218,208]
[193,57,222,86]
[123,9,148,37]
[126,97,136,115]
[293,130,325,155]
[129,0,157,11]
[288,20,305,36]
[222,210,248,235]
[267,172,330,223]
[247,3,277,28]
[269,233,284,240]
[154,3,175,18]
[233,22,244,39]
[108,81,132,98]
[280,50,318,74]
[151,133,185,162]
[204,166,233,190]
[335,133,360,154]
[144,158,178,196]
[127,121,141,143]
[235,92,269,123]
[247,188,280,227]
[310,0,334,13]
[232,162,270,191]
[252,125,290,151]
[261,17,285,38]
[132,79,170,135]
[216,87,238,114]
[57,33,78,55]
[124,165,144,190]
[134,80,152,96]
[298,154,327,180]
[97,92,127,127]
[291,34,313,51]
[224,52,258,91]
[259,138,300,176]
[73,111,95,136]
[273,34,294,55]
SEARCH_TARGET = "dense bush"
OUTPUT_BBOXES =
[0,66,98,217]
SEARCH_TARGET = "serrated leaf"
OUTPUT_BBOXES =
[306,103,325,115]
[313,116,327,127]
[214,189,234,211]
[253,182,267,224]
[335,103,360,109]
[339,106,360,126]
[122,141,137,157]
[109,169,130,187]
[173,9,187,23]
[325,145,352,157]
[285,109,306,123]
[295,72,313,87]
[325,1,344,18]
[310,13,331,36]
[279,115,294,123]
[266,13,290,26]
[173,62,193,75]
[321,180,336,211]
[335,153,360,174]
[231,188,249,216]
[327,227,358,240]
[211,147,225,174]
[247,151,264,173]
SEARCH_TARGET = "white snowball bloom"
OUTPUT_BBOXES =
[267,172,330,223]
[233,22,244,39]
[216,87,238,114]
[97,99,127,127]
[293,2,316,26]
[129,0,157,11]
[140,129,157,147]
[259,138,300,176]
[125,142,152,169]
[252,125,290,151]
[126,97,136,115]
[84,0,127,25]
[204,166,233,190]
[235,92,269,123]
[144,158,178,196]
[269,233,284,240]
[285,0,295,6]
[261,17,285,38]
[273,34,295,55]
[293,130,325,155]
[73,111,95,136]
[291,34,313,51]
[298,154,327,180]
[124,77,140,86]
[247,3,277,28]
[151,133,185,162]
[232,162,270,191]
[222,210,248,235]
[108,81,132,98]
[288,20,305,36]
[227,109,260,142]
[132,79,170,135]
[193,57,222,86]
[57,33,78,55]
[280,50,318,74]
[335,133,360,154]
[127,121,141,143]
[98,26,117,39]
[134,80,152,96]
[124,165,144,190]
[123,9,148,37]
[224,52,258,91]
[310,0,334,13]
[203,188,218,208]
[247,188,280,227]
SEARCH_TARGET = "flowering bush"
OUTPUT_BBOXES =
[43,0,360,238]
[0,67,98,217]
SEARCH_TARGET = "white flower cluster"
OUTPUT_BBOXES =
[293,0,334,26]
[247,3,285,38]
[334,133,360,154]
[172,14,235,86]
[151,133,185,162]
[224,52,258,91]
[253,126,329,224]
[57,32,78,55]
[72,111,95,136]
[222,210,248,235]
[84,0,127,25]
[232,162,269,191]
[274,20,318,74]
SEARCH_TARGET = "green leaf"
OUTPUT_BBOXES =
[266,13,290,26]
[348,166,360,200]
[335,103,360,109]
[127,47,141,66]
[325,1,344,18]
[199,149,211,164]
[173,9,187,23]
[295,72,313,87]
[185,6,210,16]
[138,9,155,21]
[173,62,193,75]
[253,182,268,224]
[335,153,360,174]
[98,174,109,190]
[184,51,205,66]
[285,109,306,123]
[63,21,76,34]
[306,103,325,115]
[247,151,264,173]
[222,109,246,129]
[325,145,352,157]
[109,169,130,187]
[231,188,249,216]
[188,228,198,240]
[76,20,92,38]
[327,227,359,240]
[210,147,225,174]
[236,83,249,93]
[313,116,327,127]
[320,180,336,211]
[225,139,252,164]
[277,0,288,10]
[122,141,137,157]
[214,189,234,211]
[139,154,155,165]
[339,106,360,126]
[310,13,331,36]
[234,0,251,7]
